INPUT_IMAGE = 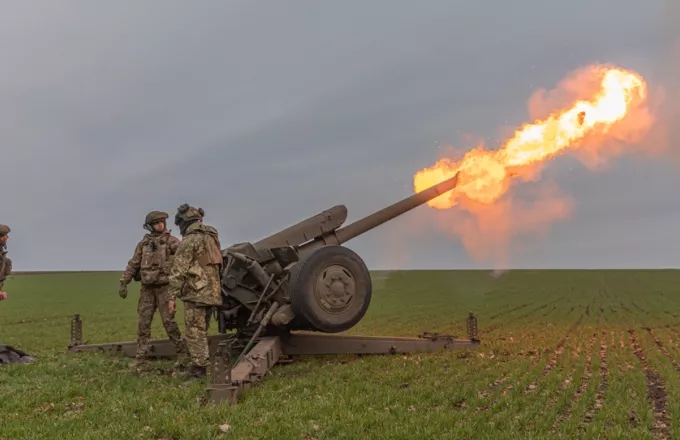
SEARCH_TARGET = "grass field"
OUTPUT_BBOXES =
[2,270,680,439]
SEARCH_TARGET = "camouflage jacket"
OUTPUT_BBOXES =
[121,231,180,286]
[0,248,11,291]
[168,222,223,305]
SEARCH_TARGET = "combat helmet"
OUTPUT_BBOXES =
[174,204,204,234]
[0,225,9,236]
[143,211,168,232]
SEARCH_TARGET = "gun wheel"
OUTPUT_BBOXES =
[289,245,372,333]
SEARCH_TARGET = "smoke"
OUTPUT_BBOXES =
[415,60,677,269]
[432,183,574,270]
[490,269,507,278]
[400,12,680,269]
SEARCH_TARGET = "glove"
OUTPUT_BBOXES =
[0,292,7,301]
[119,281,128,299]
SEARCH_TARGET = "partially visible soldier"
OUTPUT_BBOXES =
[0,224,12,297]
[119,211,186,368]
[168,204,222,379]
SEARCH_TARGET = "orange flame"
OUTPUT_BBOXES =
[411,64,655,267]
[414,65,649,209]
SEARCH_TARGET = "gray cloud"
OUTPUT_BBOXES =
[0,0,677,270]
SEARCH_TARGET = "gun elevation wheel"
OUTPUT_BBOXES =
[289,245,372,333]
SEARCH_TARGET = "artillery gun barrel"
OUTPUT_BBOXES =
[298,172,459,254]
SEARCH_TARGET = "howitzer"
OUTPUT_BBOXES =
[217,172,463,335]
[68,172,482,404]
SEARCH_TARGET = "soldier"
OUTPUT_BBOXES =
[0,224,11,296]
[119,211,186,368]
[168,204,222,379]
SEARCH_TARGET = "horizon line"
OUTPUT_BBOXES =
[7,267,680,275]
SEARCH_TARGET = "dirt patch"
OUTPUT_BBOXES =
[646,370,671,439]
[628,329,671,440]
[629,409,640,427]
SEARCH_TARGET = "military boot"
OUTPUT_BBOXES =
[183,365,207,379]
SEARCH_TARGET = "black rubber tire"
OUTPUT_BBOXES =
[288,245,372,333]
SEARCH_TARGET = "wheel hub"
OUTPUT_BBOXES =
[314,265,356,312]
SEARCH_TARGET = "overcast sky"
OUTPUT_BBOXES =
[1,0,678,271]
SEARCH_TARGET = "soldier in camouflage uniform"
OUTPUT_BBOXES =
[168,204,223,378]
[119,211,186,367]
[0,225,12,295]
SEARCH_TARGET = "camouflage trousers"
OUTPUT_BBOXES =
[183,301,213,368]
[137,284,184,359]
